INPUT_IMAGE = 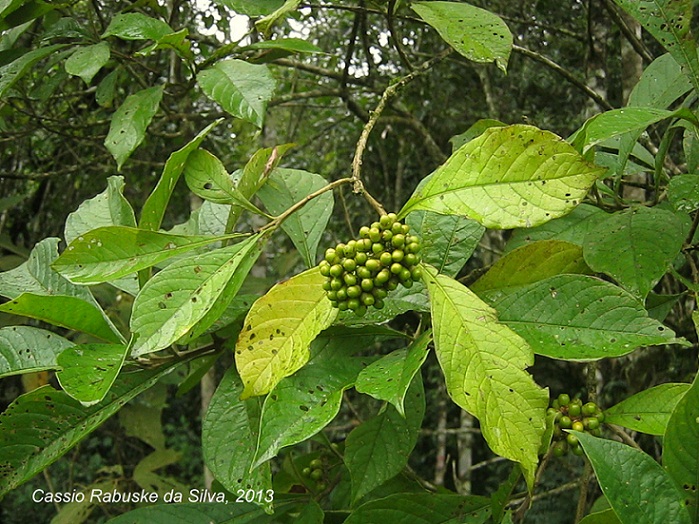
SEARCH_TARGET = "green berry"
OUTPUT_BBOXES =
[411,266,422,280]
[357,266,372,279]
[355,252,368,265]
[330,278,343,291]
[391,222,403,235]
[590,428,602,437]
[571,444,584,456]
[387,278,399,291]
[327,290,338,301]
[380,214,394,230]
[330,264,343,278]
[345,241,356,257]
[406,242,420,254]
[401,224,410,235]
[595,412,605,423]
[399,267,412,282]
[372,287,388,299]
[584,417,600,430]
[402,278,414,288]
[552,441,568,457]
[347,298,360,310]
[571,421,584,432]
[375,269,391,285]
[372,242,384,255]
[382,230,393,242]
[404,253,418,266]
[557,393,571,407]
[392,249,405,262]
[374,298,385,309]
[355,305,367,317]
[322,280,332,291]
[380,252,393,266]
[309,459,323,469]
[559,416,572,429]
[361,278,374,292]
[335,288,347,301]
[343,273,357,286]
[392,233,405,248]
[361,293,375,306]
[566,434,579,447]
[310,469,323,481]
[568,404,581,417]
[390,262,403,275]
[336,243,346,257]
[338,301,349,311]
[343,258,357,271]
[302,467,311,477]
[366,259,381,273]
[582,402,597,416]
[371,221,381,230]
[369,228,382,242]
[347,285,361,298]
[359,226,370,238]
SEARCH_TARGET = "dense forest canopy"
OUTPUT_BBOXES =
[0,1,698,523]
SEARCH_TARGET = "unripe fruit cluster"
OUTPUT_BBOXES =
[319,213,422,316]
[301,458,327,491]
[549,393,604,457]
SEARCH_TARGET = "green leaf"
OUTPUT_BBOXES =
[245,37,323,54]
[411,1,512,73]
[213,0,285,16]
[0,326,73,378]
[65,41,109,85]
[292,501,324,524]
[344,493,491,524]
[137,28,192,60]
[569,107,675,152]
[202,366,272,509]
[668,175,699,213]
[450,119,507,152]
[236,267,338,398]
[489,275,679,360]
[0,44,65,99]
[506,204,606,251]
[258,168,334,267]
[0,0,55,31]
[583,206,685,299]
[422,265,548,488]
[53,226,246,284]
[64,176,137,246]
[105,85,163,170]
[255,0,302,35]
[574,431,691,524]
[628,53,692,109]
[95,68,119,108]
[0,238,94,302]
[337,281,430,326]
[105,501,297,523]
[56,344,127,406]
[102,12,173,41]
[604,383,689,435]
[252,334,372,466]
[578,509,622,524]
[197,59,276,127]
[406,210,484,277]
[471,240,591,295]
[0,293,122,343]
[399,125,604,229]
[355,331,431,417]
[663,370,699,519]
[612,0,699,93]
[0,363,179,498]
[140,120,221,232]
[183,149,266,215]
[130,236,262,356]
[345,374,425,503]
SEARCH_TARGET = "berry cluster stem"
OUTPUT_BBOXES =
[350,48,452,213]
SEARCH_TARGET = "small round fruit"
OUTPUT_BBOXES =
[336,288,347,301]
[366,259,381,273]
[559,416,572,429]
[571,421,584,432]
[390,262,403,275]
[552,399,560,409]
[552,441,568,457]
[330,264,343,278]
[343,273,357,286]
[595,412,605,423]
[402,278,414,288]
[322,280,332,291]
[382,230,393,242]
[582,402,597,416]
[387,212,398,222]
[404,253,418,266]
[371,221,381,230]
[401,224,410,235]
[316,482,327,491]
[372,287,388,299]
[357,266,372,279]
[568,404,582,417]
[590,428,602,437]
[330,278,343,291]
[571,444,584,456]
[355,252,368,265]
[399,267,412,282]
[411,266,423,280]
[380,214,394,230]
[392,249,405,262]
[369,228,382,242]
[355,305,367,317]
[343,258,357,271]
[359,226,370,238]
[584,417,600,430]
[347,285,361,298]
[372,242,384,255]
[302,467,311,477]
[336,243,346,257]
[557,393,571,407]
[327,290,338,301]
[566,434,579,447]
[406,242,421,254]
[309,459,323,469]
[375,269,391,285]
[319,261,331,276]
[374,298,385,309]
[338,301,349,311]
[387,278,399,291]
[361,278,374,292]
[347,298,360,310]
[324,248,336,261]
[392,234,405,248]
[391,222,403,235]
[380,252,393,266]
[310,469,323,481]
[361,293,375,306]
[345,240,356,257]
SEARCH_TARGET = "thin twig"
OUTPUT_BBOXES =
[574,459,594,523]
[351,48,453,213]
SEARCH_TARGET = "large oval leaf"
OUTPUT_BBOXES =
[583,206,685,299]
[197,59,276,127]
[399,125,604,229]
[411,1,512,73]
[489,275,680,360]
[235,267,337,399]
[0,326,73,378]
[422,265,548,488]
[604,383,689,435]
[574,432,691,524]
[130,236,262,356]
[56,344,128,406]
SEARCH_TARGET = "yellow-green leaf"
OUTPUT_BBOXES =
[399,125,604,229]
[235,267,337,399]
[422,265,548,488]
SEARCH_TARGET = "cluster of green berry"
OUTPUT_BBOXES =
[301,458,326,491]
[319,213,422,316]
[549,393,604,457]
